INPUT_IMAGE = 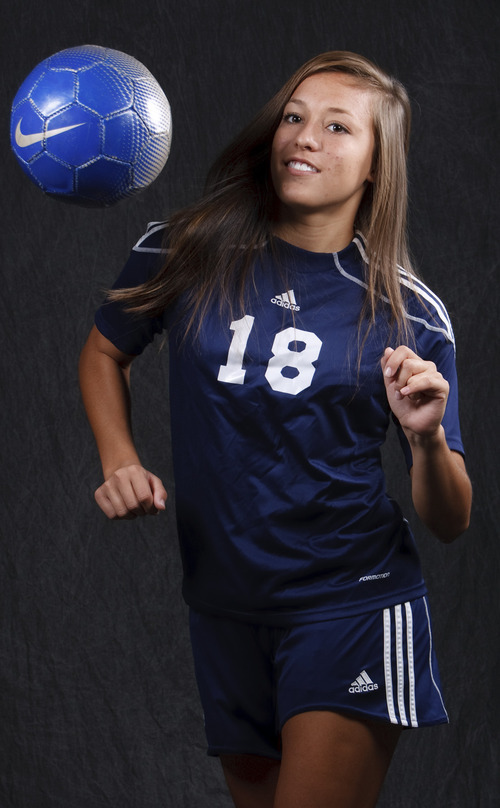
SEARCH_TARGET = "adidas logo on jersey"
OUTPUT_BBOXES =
[349,670,379,694]
[271,290,300,311]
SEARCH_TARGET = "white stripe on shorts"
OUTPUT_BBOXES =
[405,601,418,727]
[383,608,397,723]
[423,596,449,722]
[383,602,418,727]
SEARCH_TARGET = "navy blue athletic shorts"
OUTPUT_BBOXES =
[189,597,448,759]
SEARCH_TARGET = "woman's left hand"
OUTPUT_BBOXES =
[381,346,449,439]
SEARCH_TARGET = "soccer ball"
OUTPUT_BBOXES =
[10,45,172,206]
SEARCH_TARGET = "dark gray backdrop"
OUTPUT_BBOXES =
[1,1,498,806]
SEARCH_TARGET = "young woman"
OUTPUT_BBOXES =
[79,52,472,808]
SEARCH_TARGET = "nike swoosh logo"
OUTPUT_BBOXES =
[14,118,86,148]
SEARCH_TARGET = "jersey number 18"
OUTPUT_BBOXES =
[217,315,323,396]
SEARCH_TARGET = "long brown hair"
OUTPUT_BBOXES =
[111,51,414,339]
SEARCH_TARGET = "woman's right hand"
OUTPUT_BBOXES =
[95,464,167,520]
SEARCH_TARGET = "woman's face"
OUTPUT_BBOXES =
[270,72,375,229]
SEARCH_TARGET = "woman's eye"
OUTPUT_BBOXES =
[327,123,347,133]
[283,112,302,124]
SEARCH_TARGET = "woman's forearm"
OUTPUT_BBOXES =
[407,425,472,543]
[79,326,141,478]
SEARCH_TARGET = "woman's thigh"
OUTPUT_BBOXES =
[275,710,402,808]
[220,710,401,808]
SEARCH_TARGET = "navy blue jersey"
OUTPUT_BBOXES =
[95,222,464,625]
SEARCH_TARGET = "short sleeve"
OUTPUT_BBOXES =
[393,280,465,470]
[95,222,167,356]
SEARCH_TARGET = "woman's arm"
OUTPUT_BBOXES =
[79,325,167,519]
[381,346,472,543]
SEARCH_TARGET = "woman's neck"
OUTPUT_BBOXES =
[272,211,356,253]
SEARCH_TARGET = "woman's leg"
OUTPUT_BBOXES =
[274,710,402,808]
[220,711,400,808]
[220,753,280,808]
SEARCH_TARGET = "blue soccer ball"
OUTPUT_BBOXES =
[10,45,172,206]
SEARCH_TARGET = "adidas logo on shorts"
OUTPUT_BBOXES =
[349,670,379,694]
[271,290,300,311]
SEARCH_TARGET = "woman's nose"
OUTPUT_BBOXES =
[295,122,321,150]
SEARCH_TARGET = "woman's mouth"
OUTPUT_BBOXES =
[286,160,319,174]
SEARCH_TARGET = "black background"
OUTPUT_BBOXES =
[1,1,499,805]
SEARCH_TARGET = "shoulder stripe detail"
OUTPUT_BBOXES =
[333,251,367,290]
[397,268,455,346]
[133,221,168,253]
[353,234,369,262]
[333,251,455,351]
